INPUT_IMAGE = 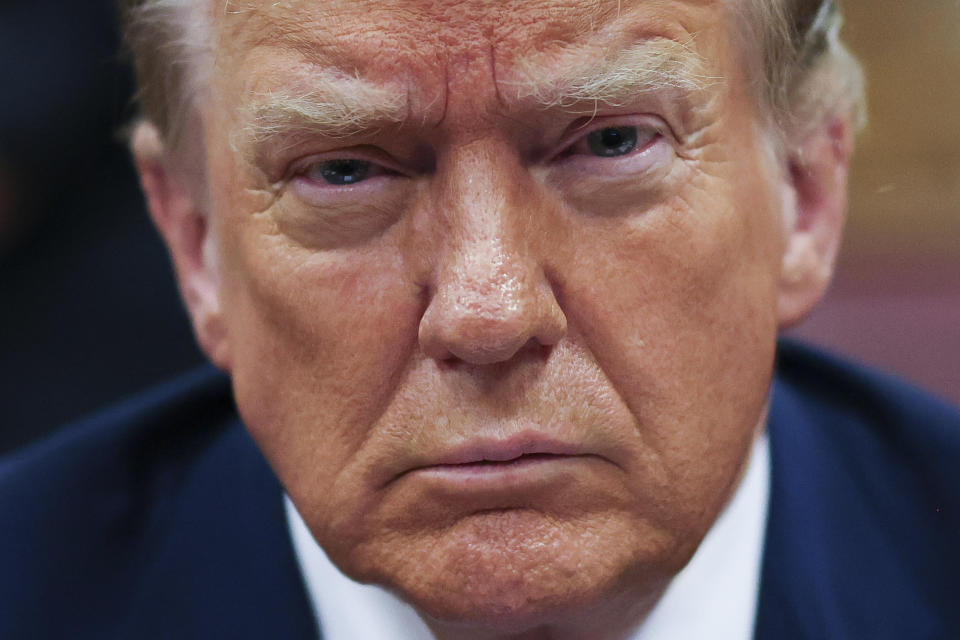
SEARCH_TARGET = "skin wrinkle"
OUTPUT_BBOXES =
[130,1,855,639]
[126,0,864,156]
[233,38,716,164]
[245,238,419,481]
[489,42,505,111]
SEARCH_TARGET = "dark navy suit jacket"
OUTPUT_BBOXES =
[2,341,959,639]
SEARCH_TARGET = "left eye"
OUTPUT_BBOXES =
[304,159,377,186]
[568,125,658,159]
[587,126,638,157]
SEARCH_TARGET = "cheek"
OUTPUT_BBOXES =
[557,170,783,520]
[214,206,423,508]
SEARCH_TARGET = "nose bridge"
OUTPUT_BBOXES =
[442,142,530,295]
[418,140,566,364]
[442,138,527,242]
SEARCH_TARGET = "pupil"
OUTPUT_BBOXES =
[321,159,370,185]
[587,126,639,158]
[602,129,623,146]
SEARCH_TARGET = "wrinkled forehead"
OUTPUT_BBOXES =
[220,0,626,48]
[213,0,728,83]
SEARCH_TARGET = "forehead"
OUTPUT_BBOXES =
[215,0,727,81]
[224,0,622,43]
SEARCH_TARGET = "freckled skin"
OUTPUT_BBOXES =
[198,1,789,638]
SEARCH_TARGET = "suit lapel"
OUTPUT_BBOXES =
[753,368,941,640]
[120,419,321,639]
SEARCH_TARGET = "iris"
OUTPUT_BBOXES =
[314,159,372,185]
[586,126,638,157]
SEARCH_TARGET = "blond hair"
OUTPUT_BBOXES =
[738,0,865,140]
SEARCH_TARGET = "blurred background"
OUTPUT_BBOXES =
[0,0,204,453]
[0,0,957,453]
[786,1,960,407]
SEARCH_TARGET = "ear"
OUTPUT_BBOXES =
[776,115,853,328]
[131,121,231,370]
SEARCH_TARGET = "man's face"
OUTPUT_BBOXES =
[198,0,788,632]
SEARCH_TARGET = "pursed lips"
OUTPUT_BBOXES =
[394,433,605,484]
[433,434,585,465]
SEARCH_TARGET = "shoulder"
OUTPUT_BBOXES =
[0,366,318,639]
[771,339,960,522]
[0,365,235,511]
[760,340,960,637]
[0,366,239,636]
[773,339,960,476]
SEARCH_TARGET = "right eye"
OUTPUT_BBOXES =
[303,158,385,186]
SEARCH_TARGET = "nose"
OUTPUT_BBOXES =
[417,147,567,365]
[418,242,567,364]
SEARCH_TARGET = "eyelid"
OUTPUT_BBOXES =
[551,115,671,160]
[286,146,408,183]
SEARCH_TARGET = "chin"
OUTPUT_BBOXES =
[350,508,682,633]
[404,573,613,636]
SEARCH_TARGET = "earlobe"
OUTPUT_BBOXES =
[776,116,853,329]
[131,122,231,370]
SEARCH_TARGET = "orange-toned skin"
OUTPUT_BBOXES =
[135,1,851,638]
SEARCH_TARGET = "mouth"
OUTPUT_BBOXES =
[430,435,585,467]
[424,452,578,474]
[394,433,601,488]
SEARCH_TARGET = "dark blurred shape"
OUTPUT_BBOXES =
[0,0,204,453]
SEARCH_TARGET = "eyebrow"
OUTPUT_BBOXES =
[235,37,713,154]
[503,38,717,111]
[237,73,409,149]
